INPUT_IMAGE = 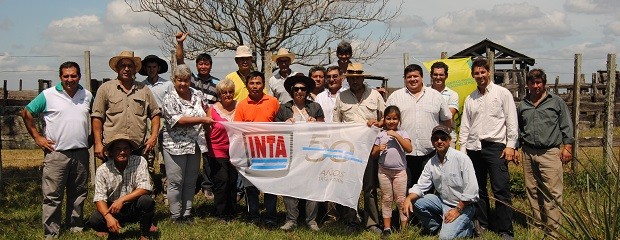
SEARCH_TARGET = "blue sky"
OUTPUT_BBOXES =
[1,0,618,90]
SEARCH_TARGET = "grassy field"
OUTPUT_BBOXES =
[0,144,616,239]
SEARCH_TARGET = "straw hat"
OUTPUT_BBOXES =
[103,134,139,153]
[109,51,142,73]
[271,48,295,62]
[139,55,168,76]
[235,46,252,58]
[344,63,370,77]
[284,75,315,96]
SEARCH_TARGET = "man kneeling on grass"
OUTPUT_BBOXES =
[402,125,478,239]
[88,134,157,239]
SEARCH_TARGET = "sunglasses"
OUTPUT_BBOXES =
[292,86,307,92]
[431,135,450,142]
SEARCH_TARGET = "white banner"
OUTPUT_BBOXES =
[220,122,379,209]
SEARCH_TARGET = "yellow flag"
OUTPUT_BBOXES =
[423,58,476,148]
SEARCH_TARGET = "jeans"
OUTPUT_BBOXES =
[413,194,475,240]
[201,152,213,192]
[245,185,277,223]
[283,196,318,224]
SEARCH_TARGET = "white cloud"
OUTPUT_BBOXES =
[106,0,165,26]
[389,15,427,29]
[425,3,571,39]
[564,0,619,14]
[45,15,105,43]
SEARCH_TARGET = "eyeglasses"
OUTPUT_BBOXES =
[431,135,449,142]
[292,86,307,92]
[327,74,340,79]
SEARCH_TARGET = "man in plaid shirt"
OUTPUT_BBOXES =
[87,134,156,239]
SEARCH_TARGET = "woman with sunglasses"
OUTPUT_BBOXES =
[275,74,325,231]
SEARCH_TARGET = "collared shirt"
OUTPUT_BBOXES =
[268,70,298,104]
[26,83,92,151]
[315,88,344,123]
[518,92,574,148]
[162,87,208,155]
[333,86,385,124]
[459,82,518,151]
[91,79,161,146]
[275,100,325,122]
[436,86,459,140]
[191,73,220,105]
[409,148,479,207]
[234,94,280,122]
[142,76,171,108]
[386,87,452,156]
[93,155,152,203]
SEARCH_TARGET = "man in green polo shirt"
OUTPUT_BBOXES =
[517,68,574,236]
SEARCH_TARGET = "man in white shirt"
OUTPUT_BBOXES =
[429,61,459,145]
[315,66,344,122]
[386,64,452,191]
[268,48,298,103]
[459,58,518,239]
[402,125,478,239]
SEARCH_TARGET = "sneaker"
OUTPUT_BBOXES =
[381,228,392,238]
[280,221,297,231]
[204,190,214,201]
[308,221,320,231]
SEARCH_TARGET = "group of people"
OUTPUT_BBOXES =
[22,33,574,239]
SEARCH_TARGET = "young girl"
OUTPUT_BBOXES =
[370,105,413,236]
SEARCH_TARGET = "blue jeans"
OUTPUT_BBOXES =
[413,194,475,240]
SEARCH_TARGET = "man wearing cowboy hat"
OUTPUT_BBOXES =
[268,48,299,104]
[140,54,170,107]
[386,64,452,192]
[139,54,170,200]
[22,61,93,239]
[88,134,156,240]
[333,63,385,233]
[92,51,162,160]
[225,45,265,101]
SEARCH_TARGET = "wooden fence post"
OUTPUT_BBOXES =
[554,76,559,94]
[604,53,616,173]
[84,51,96,186]
[0,80,6,192]
[440,52,448,59]
[572,53,582,172]
[488,52,495,83]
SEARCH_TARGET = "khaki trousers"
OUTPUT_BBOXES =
[522,145,563,233]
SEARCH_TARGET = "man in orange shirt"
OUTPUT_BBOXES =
[233,71,280,227]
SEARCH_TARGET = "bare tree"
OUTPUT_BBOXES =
[128,0,401,76]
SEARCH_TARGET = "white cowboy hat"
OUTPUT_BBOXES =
[235,46,253,58]
[344,63,370,77]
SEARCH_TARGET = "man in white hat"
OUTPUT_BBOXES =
[22,61,93,239]
[333,63,386,233]
[268,48,299,103]
[224,45,262,101]
[92,51,162,160]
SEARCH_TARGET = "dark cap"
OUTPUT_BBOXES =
[431,125,452,136]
